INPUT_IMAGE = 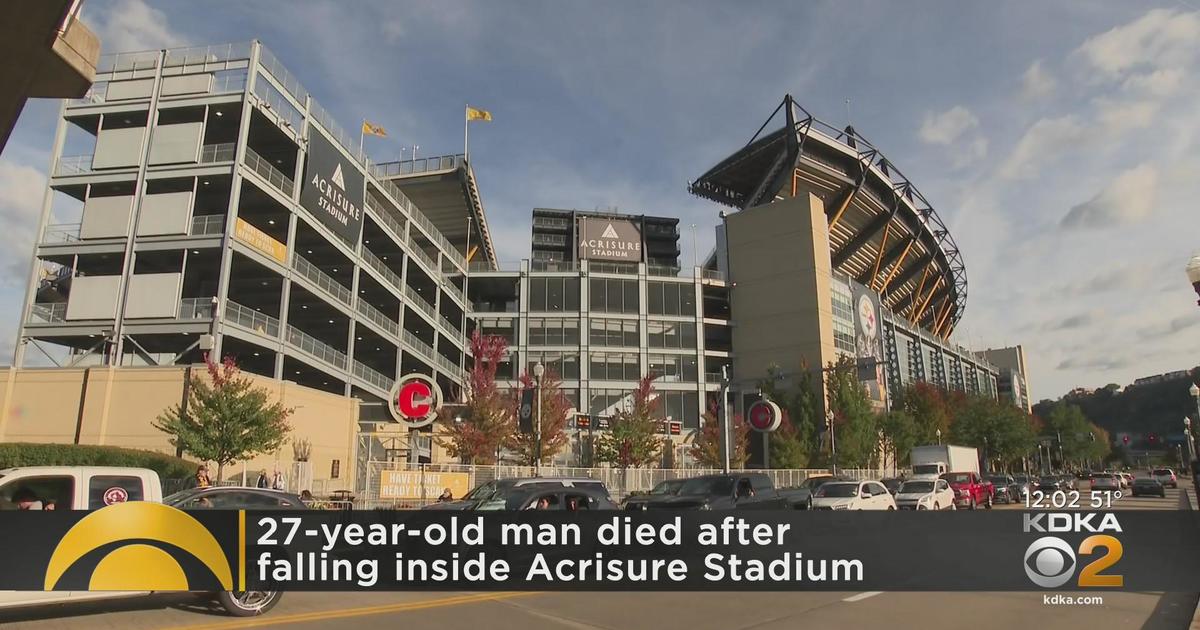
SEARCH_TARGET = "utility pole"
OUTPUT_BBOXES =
[719,365,731,473]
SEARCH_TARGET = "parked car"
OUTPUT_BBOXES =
[640,473,808,510]
[1036,476,1064,493]
[0,466,282,617]
[894,478,955,510]
[422,477,610,511]
[940,471,993,510]
[792,474,843,510]
[811,480,896,511]
[986,474,1021,504]
[1131,477,1166,498]
[501,485,619,511]
[623,478,686,510]
[1012,474,1033,500]
[1152,468,1178,488]
[881,477,905,496]
[1089,475,1121,493]
[1119,472,1135,488]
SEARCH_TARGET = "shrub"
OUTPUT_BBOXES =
[0,443,199,480]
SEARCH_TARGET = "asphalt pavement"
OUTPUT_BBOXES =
[1,484,1194,630]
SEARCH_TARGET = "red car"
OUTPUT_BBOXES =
[940,471,993,510]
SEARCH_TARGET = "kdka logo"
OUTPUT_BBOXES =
[44,502,233,591]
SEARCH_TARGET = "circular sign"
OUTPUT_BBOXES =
[747,400,782,433]
[857,294,877,340]
[388,374,443,428]
[102,486,129,505]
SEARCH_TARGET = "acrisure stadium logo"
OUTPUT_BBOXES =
[44,502,233,591]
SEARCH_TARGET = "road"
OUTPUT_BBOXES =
[1,483,1194,630]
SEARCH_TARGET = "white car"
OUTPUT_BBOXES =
[811,480,896,511]
[894,478,955,510]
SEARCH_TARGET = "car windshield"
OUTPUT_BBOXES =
[900,481,934,493]
[816,483,860,498]
[650,480,684,495]
[803,476,835,489]
[944,473,971,484]
[1153,469,1172,475]
[679,477,734,496]
[1134,479,1157,485]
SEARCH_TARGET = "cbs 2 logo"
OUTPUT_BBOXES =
[1024,535,1123,588]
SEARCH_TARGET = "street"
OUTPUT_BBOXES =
[2,484,1195,630]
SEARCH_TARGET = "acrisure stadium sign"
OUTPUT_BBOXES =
[299,130,364,244]
[578,217,642,262]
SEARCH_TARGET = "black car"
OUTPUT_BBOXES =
[422,477,610,510]
[1131,478,1166,498]
[1036,476,1063,492]
[986,475,1020,504]
[623,478,686,510]
[502,485,619,511]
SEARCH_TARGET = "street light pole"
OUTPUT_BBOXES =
[936,428,942,445]
[534,361,545,477]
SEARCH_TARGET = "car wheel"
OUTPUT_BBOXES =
[887,505,895,511]
[969,497,976,511]
[807,498,813,510]
[216,591,282,617]
[985,495,993,510]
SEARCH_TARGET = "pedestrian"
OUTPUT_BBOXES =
[256,470,270,489]
[272,469,286,491]
[195,465,212,489]
[437,488,453,502]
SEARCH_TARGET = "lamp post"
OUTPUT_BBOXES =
[1189,384,1200,465]
[1186,254,1200,307]
[982,436,989,475]
[936,428,942,445]
[533,361,545,476]
[1185,416,1196,467]
[827,409,838,475]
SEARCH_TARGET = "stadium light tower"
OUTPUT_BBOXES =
[1187,254,1200,306]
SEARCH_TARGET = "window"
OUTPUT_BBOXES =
[528,277,579,312]
[1,476,75,510]
[589,278,638,313]
[529,318,580,346]
[589,388,632,417]
[648,282,696,316]
[88,475,145,509]
[527,351,580,379]
[477,317,518,346]
[648,354,698,382]
[648,321,697,349]
[658,390,700,427]
[589,317,638,347]
[831,281,853,323]
[589,352,639,380]
[833,319,855,354]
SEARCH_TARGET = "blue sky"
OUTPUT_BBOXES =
[2,0,1198,401]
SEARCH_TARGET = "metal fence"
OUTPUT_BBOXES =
[353,461,894,508]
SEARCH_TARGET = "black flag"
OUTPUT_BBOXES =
[519,389,534,434]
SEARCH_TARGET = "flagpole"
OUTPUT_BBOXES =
[463,104,469,161]
[359,119,365,156]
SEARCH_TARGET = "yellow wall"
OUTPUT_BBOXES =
[0,366,358,491]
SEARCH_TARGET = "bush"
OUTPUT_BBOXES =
[0,443,199,480]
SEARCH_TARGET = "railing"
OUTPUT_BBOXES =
[69,82,108,105]
[435,353,463,379]
[286,324,347,369]
[243,146,295,197]
[402,330,436,362]
[225,300,279,336]
[211,69,249,94]
[360,250,404,294]
[405,234,438,272]
[55,155,93,176]
[96,50,159,74]
[292,255,352,306]
[364,195,407,246]
[439,312,461,334]
[355,299,399,336]
[257,43,309,105]
[374,177,466,270]
[532,233,567,247]
[370,154,465,178]
[530,260,579,272]
[163,42,253,68]
[469,260,521,272]
[701,268,727,282]
[353,360,393,392]
[442,280,465,305]
[43,223,81,243]
[533,216,571,230]
[587,261,637,275]
[179,297,214,319]
[30,303,67,323]
[252,78,303,131]
[199,142,236,163]
[190,214,225,235]
[471,300,519,313]
[647,265,682,278]
[404,286,438,321]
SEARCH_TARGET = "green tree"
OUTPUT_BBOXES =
[769,410,812,468]
[508,370,572,465]
[436,331,514,464]
[827,358,879,468]
[894,382,955,446]
[878,409,918,468]
[950,396,1037,471]
[759,363,820,468]
[154,354,292,482]
[595,375,663,468]
[1041,402,1109,467]
[691,401,749,469]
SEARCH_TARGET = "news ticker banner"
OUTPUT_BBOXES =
[2,502,1200,592]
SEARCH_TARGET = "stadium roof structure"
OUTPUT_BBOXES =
[373,154,498,270]
[689,94,967,337]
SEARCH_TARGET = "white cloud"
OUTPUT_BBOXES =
[1075,8,1200,78]
[1122,68,1185,97]
[0,159,46,280]
[89,0,187,53]
[918,106,979,145]
[1060,164,1158,228]
[996,115,1088,180]
[1020,60,1055,100]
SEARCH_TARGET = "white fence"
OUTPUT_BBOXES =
[352,462,895,509]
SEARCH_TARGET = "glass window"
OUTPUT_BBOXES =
[648,321,696,349]
[648,282,664,314]
[623,280,639,313]
[530,278,547,312]
[547,278,564,311]
[88,475,145,509]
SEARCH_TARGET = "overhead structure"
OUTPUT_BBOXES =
[689,95,968,337]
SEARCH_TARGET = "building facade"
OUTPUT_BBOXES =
[976,346,1031,412]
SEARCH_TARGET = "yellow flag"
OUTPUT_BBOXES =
[362,121,388,138]
[466,106,492,122]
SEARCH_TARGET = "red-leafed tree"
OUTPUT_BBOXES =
[508,370,572,465]
[690,401,750,469]
[435,331,514,464]
[595,375,664,468]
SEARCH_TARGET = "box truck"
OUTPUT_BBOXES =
[910,445,979,479]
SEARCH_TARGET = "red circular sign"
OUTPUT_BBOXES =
[747,400,782,433]
[388,374,443,428]
[102,486,129,505]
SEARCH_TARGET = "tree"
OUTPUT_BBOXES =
[949,396,1037,471]
[436,331,514,464]
[1041,402,1109,467]
[769,412,812,468]
[878,409,918,468]
[508,370,571,465]
[690,401,749,468]
[595,375,663,468]
[154,354,292,481]
[826,357,879,468]
[894,382,955,446]
[759,364,820,468]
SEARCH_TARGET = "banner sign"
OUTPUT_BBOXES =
[578,217,642,262]
[233,218,287,264]
[850,280,887,405]
[378,470,470,500]
[2,504,1200,592]
[300,130,364,243]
